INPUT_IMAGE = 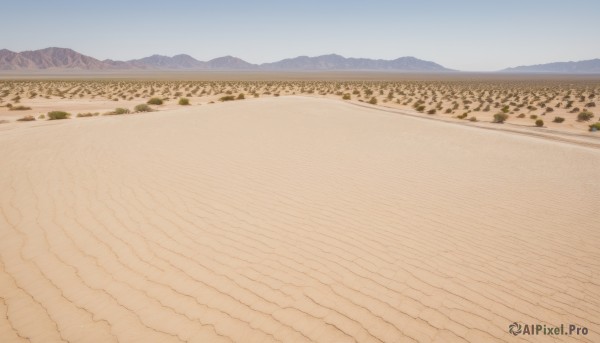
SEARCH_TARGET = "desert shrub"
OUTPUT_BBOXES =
[589,122,600,131]
[530,114,537,119]
[178,98,190,105]
[219,95,235,101]
[577,111,594,121]
[47,111,70,120]
[416,105,425,112]
[517,113,525,118]
[38,114,45,119]
[493,113,509,123]
[427,109,436,115]
[501,105,509,113]
[134,104,153,112]
[535,119,544,127]
[9,105,31,111]
[445,108,452,113]
[147,97,163,105]
[553,117,565,123]
[545,107,554,112]
[469,116,478,122]
[237,93,245,100]
[368,97,377,105]
[17,115,35,121]
[106,108,130,115]
[457,113,468,119]
[0,119,9,124]
[585,102,596,107]
[342,93,351,100]
[76,112,95,117]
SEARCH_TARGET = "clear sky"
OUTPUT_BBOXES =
[2,0,599,71]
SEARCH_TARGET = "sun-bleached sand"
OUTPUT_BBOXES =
[1,96,599,342]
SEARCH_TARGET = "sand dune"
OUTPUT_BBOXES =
[1,97,599,342]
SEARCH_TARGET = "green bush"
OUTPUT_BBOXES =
[589,122,600,131]
[535,119,544,127]
[47,111,70,120]
[553,116,565,123]
[147,97,163,105]
[178,98,190,105]
[577,111,594,121]
[134,104,153,112]
[493,113,509,123]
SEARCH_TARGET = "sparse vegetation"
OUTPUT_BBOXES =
[147,97,163,105]
[47,111,70,120]
[105,108,130,115]
[589,122,600,131]
[17,115,35,121]
[134,104,153,112]
[493,113,509,123]
[0,79,597,132]
[577,110,594,121]
[178,97,190,105]
[219,95,235,101]
[553,116,565,123]
[535,119,544,127]
[9,105,31,111]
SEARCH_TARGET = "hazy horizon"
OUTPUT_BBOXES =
[2,0,600,71]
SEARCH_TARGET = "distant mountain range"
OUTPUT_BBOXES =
[0,47,451,72]
[1,47,599,73]
[501,59,600,73]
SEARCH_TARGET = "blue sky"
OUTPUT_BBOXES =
[2,0,599,71]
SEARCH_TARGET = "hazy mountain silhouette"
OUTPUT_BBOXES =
[0,47,453,71]
[501,59,600,73]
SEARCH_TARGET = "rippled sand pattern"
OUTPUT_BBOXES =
[1,97,599,342]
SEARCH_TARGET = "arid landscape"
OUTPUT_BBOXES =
[1,76,600,342]
[2,0,600,342]
[1,76,599,135]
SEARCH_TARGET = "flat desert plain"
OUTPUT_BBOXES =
[1,96,599,342]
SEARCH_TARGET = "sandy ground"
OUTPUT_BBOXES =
[1,97,599,342]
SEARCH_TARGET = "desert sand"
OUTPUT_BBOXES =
[1,96,599,342]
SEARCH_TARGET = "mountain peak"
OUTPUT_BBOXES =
[0,47,453,72]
